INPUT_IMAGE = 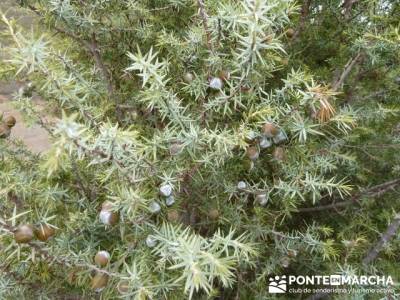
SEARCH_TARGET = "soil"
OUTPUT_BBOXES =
[1,0,51,153]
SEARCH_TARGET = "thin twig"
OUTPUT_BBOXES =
[362,213,400,265]
[25,4,121,122]
[88,34,114,96]
[72,140,154,185]
[0,221,120,277]
[197,0,214,53]
[292,0,312,42]
[70,156,93,200]
[297,178,400,213]
[342,0,360,20]
[332,52,363,91]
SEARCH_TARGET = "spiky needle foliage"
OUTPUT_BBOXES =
[0,0,399,299]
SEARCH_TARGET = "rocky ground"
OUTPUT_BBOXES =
[1,0,51,153]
